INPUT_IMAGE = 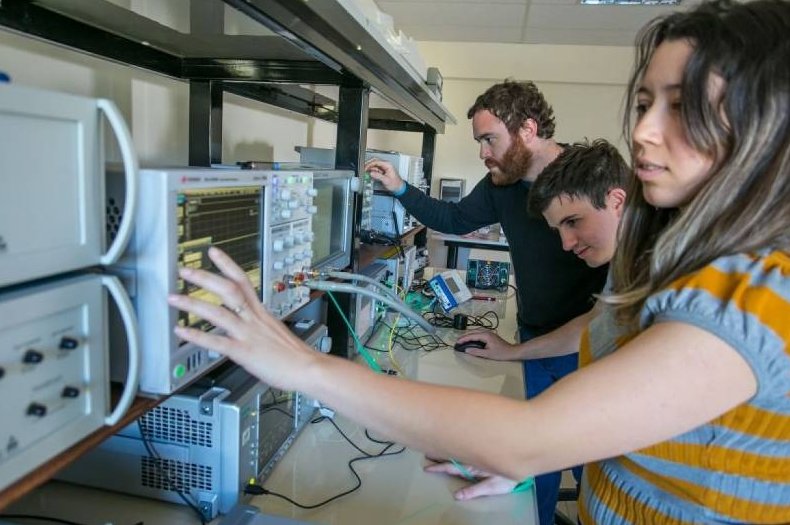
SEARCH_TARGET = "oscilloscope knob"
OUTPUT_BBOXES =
[306,188,318,197]
[280,189,292,200]
[288,199,299,209]
[306,205,318,214]
[272,239,285,252]
[280,209,292,219]
[284,236,295,247]
[273,260,284,270]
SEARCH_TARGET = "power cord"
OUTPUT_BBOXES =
[243,417,405,508]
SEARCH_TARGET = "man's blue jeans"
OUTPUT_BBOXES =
[520,326,582,525]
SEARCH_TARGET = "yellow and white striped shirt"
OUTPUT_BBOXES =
[578,251,790,524]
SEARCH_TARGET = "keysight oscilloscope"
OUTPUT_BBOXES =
[106,167,317,394]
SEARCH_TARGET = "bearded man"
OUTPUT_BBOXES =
[366,79,608,525]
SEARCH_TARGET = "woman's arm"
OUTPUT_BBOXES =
[169,248,758,481]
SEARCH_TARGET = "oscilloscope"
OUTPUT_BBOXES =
[106,167,316,394]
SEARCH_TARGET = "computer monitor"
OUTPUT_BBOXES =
[439,178,465,202]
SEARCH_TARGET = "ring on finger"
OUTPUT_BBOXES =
[229,303,246,315]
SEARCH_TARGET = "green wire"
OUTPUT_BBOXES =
[326,290,383,373]
[450,458,476,481]
[511,476,535,493]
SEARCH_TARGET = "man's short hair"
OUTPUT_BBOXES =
[528,139,629,216]
[467,79,556,138]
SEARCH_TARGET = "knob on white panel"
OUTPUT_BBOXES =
[318,336,332,353]
[307,188,318,197]
[280,189,292,200]
[285,256,295,264]
[307,205,318,214]
[273,260,284,270]
[280,209,292,219]
[350,177,361,192]
[285,236,295,247]
[288,199,299,209]
[273,239,285,252]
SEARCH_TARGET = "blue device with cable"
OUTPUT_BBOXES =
[428,270,472,311]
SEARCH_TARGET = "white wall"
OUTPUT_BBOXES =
[0,29,345,167]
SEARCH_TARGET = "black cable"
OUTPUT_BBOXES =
[0,515,89,525]
[376,320,451,352]
[260,406,294,418]
[318,416,392,457]
[244,417,405,509]
[422,303,499,331]
[391,209,400,238]
[359,229,400,246]
[260,391,294,417]
[136,420,207,525]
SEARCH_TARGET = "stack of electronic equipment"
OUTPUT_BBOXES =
[54,153,433,518]
[0,84,141,492]
[296,146,426,242]
[58,323,332,521]
[57,165,325,520]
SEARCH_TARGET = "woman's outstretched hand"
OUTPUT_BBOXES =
[167,246,318,391]
[424,461,518,500]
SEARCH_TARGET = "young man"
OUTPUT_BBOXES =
[365,80,610,525]
[445,139,629,515]
[457,139,628,361]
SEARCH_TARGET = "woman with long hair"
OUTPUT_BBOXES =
[168,1,790,522]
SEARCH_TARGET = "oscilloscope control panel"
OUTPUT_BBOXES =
[263,172,317,318]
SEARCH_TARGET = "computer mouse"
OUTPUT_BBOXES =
[453,340,487,352]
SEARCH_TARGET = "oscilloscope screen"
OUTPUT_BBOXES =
[176,187,262,336]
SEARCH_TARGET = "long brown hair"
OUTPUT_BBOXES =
[608,0,790,325]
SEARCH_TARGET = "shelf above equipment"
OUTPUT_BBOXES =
[0,0,454,132]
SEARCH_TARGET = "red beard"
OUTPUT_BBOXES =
[489,138,532,186]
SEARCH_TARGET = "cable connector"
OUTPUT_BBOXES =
[318,403,336,419]
[244,483,269,496]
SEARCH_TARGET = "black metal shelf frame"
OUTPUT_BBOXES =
[0,0,450,356]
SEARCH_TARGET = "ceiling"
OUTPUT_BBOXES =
[375,0,703,46]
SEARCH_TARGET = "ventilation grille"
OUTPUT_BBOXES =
[106,196,123,244]
[140,457,213,492]
[140,407,214,447]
